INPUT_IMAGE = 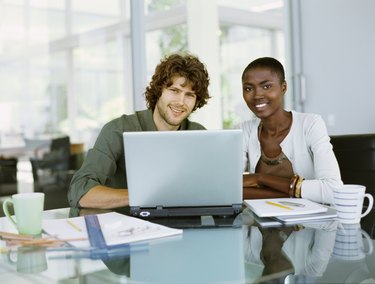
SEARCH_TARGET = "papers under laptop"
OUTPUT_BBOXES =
[123,130,243,217]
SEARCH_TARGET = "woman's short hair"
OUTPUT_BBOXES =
[242,57,285,84]
[145,53,211,111]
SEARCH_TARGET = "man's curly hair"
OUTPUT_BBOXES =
[145,53,211,111]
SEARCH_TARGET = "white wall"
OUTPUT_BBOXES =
[287,0,375,135]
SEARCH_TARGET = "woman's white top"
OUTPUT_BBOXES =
[241,110,343,204]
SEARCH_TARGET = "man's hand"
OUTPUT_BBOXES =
[79,186,129,209]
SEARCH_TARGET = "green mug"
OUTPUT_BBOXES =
[7,247,48,273]
[2,192,45,235]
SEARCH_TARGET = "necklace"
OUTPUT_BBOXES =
[258,122,288,166]
[260,149,288,165]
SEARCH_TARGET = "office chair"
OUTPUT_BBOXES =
[29,136,75,209]
[0,157,18,197]
[330,133,375,238]
[330,134,375,191]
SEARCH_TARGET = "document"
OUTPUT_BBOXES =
[42,212,183,248]
[243,198,328,218]
[274,206,337,224]
[253,215,283,228]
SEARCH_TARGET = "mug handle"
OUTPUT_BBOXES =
[361,193,374,218]
[7,250,17,264]
[361,229,374,255]
[2,199,17,229]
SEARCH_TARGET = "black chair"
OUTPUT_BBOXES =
[29,136,75,209]
[0,157,18,197]
[330,133,375,237]
[330,134,375,192]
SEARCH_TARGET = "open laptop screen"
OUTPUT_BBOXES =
[123,129,243,217]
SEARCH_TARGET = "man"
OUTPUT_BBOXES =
[68,53,211,209]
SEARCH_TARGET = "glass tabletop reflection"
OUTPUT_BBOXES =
[0,207,375,283]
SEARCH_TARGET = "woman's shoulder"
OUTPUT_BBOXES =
[291,110,324,125]
[240,116,260,130]
[291,110,328,137]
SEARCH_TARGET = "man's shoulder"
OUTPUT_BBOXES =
[185,120,206,130]
[103,110,151,131]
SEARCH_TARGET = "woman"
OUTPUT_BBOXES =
[241,57,342,204]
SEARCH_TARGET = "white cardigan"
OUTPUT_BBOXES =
[240,110,343,204]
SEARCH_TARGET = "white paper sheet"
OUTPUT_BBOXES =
[244,198,328,218]
[42,212,183,248]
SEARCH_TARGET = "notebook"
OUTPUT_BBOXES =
[244,198,328,218]
[123,129,243,217]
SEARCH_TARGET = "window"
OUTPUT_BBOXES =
[0,0,131,150]
[220,26,285,128]
[0,0,285,148]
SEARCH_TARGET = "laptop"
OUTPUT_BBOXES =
[123,129,243,217]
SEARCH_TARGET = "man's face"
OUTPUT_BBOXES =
[153,76,197,131]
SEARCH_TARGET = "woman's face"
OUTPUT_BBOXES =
[242,67,286,119]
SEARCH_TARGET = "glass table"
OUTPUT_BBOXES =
[1,207,375,283]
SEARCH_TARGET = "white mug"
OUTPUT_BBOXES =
[333,223,373,261]
[333,184,374,224]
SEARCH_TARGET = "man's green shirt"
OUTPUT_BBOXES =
[68,109,205,207]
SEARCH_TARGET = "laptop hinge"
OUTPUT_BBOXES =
[232,204,243,214]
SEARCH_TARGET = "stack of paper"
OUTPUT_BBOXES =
[244,198,337,225]
[274,206,337,224]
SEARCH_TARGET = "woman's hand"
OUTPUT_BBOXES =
[242,173,291,199]
[243,173,261,187]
